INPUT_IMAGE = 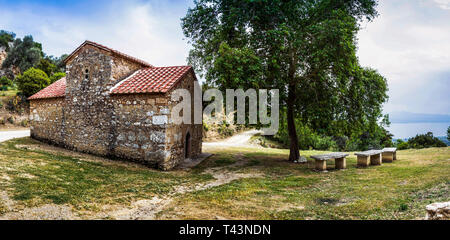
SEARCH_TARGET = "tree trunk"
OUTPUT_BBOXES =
[287,83,300,162]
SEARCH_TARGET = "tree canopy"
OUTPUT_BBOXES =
[2,35,43,73]
[182,0,388,159]
[0,30,16,51]
[15,67,50,97]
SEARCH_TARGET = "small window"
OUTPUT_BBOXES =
[84,69,89,80]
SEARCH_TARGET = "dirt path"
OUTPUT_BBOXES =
[203,129,262,148]
[0,129,263,220]
[107,130,264,219]
[107,166,261,220]
[0,130,30,143]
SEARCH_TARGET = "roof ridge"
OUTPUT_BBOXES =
[64,40,153,67]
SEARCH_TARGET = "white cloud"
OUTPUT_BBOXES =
[357,0,450,114]
[433,0,450,10]
[0,0,193,67]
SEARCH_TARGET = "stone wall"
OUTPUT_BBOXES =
[29,98,65,144]
[163,72,202,170]
[29,44,202,170]
[110,93,171,168]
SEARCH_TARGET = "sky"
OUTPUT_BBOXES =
[0,0,449,117]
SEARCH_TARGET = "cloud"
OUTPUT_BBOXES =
[433,0,450,10]
[0,0,193,66]
[1,0,449,115]
[357,0,450,114]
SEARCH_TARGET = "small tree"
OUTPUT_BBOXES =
[15,68,50,97]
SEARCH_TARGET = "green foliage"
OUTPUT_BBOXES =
[182,0,387,157]
[0,30,16,51]
[49,72,66,83]
[274,110,393,151]
[407,132,447,149]
[2,35,43,73]
[447,126,450,141]
[217,121,233,137]
[36,58,57,77]
[395,139,409,150]
[46,54,68,72]
[275,118,338,151]
[0,76,13,90]
[15,67,50,97]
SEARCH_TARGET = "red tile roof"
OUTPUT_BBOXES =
[28,78,66,100]
[28,66,194,100]
[110,66,194,94]
[28,41,195,100]
[64,40,153,68]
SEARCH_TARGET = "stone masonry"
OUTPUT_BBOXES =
[28,41,202,170]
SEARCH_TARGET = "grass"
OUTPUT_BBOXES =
[0,138,212,215]
[0,89,18,98]
[160,146,450,220]
[0,137,448,219]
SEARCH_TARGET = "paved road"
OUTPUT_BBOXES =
[0,130,30,143]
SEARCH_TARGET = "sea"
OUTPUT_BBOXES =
[388,122,449,144]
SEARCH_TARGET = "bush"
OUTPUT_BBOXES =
[7,115,15,124]
[15,67,50,97]
[21,119,29,127]
[275,120,338,151]
[0,76,13,90]
[395,139,409,150]
[407,132,447,149]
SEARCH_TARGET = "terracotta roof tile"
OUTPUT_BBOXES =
[110,66,193,94]
[28,78,66,100]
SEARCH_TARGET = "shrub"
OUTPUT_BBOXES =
[15,67,50,97]
[395,139,409,150]
[407,132,447,149]
[21,119,29,127]
[0,76,12,90]
[7,115,15,124]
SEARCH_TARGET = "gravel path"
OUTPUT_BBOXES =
[0,130,30,143]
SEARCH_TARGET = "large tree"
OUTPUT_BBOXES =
[182,0,386,161]
[2,35,43,73]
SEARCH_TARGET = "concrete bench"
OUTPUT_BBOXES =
[310,153,349,171]
[382,148,397,163]
[355,150,383,167]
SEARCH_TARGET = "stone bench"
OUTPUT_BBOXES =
[382,147,397,163]
[355,150,383,167]
[310,153,349,171]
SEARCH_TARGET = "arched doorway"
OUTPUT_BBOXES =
[185,132,191,159]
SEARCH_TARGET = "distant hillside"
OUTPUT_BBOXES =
[389,111,450,123]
